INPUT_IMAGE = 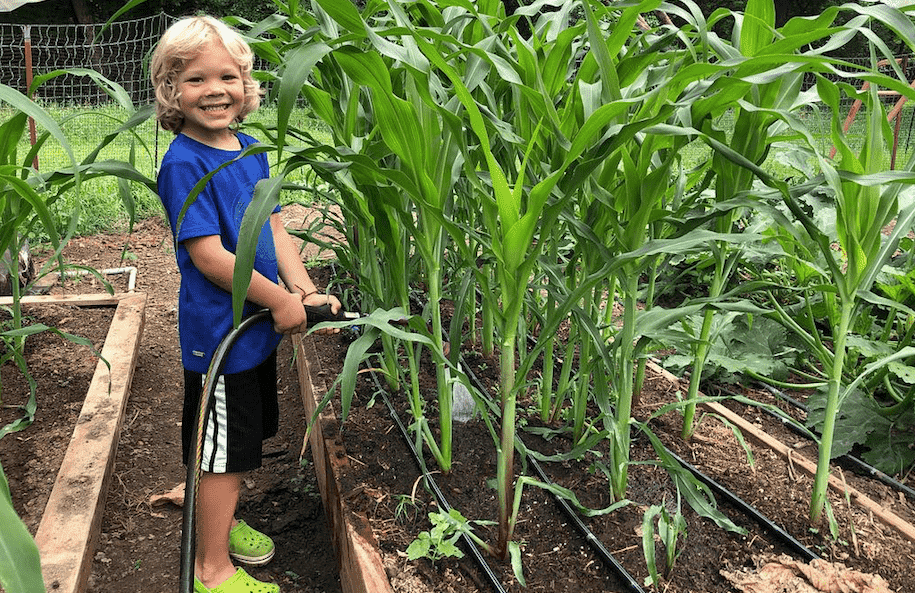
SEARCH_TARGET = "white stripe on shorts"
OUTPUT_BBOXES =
[201,374,229,473]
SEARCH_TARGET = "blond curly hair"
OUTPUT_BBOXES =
[150,15,262,134]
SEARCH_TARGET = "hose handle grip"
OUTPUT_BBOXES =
[303,303,356,327]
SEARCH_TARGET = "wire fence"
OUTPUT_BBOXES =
[0,13,169,106]
[2,13,915,174]
[0,13,173,178]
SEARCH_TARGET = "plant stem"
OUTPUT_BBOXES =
[810,304,852,523]
[610,270,638,501]
[495,331,517,559]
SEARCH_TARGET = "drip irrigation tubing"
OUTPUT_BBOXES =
[467,353,817,587]
[508,325,821,570]
[365,368,508,593]
[736,383,915,503]
[525,453,647,593]
[662,447,820,562]
[396,293,646,591]
[459,362,648,593]
[400,293,809,588]
[180,304,345,593]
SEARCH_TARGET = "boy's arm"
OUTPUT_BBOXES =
[184,234,308,334]
[270,213,341,314]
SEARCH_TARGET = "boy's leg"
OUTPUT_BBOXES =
[194,471,242,589]
[181,354,280,588]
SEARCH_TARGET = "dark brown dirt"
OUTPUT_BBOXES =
[3,207,915,593]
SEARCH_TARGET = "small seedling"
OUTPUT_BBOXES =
[642,496,687,587]
[406,509,469,563]
[393,494,421,523]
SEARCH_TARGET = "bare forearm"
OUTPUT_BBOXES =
[185,235,293,312]
[271,214,316,296]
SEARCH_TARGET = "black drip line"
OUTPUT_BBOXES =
[381,293,820,589]
[463,357,821,585]
[459,361,647,593]
[366,362,648,593]
[366,369,507,593]
[661,447,820,562]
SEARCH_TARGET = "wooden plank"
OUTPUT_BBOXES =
[646,360,915,545]
[294,333,395,593]
[33,293,147,593]
[0,293,125,307]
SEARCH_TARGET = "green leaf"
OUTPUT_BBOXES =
[232,176,283,326]
[406,535,431,560]
[862,428,915,475]
[807,388,883,458]
[740,0,775,58]
[641,425,747,534]
[642,505,662,587]
[0,464,44,593]
[313,0,367,36]
[276,43,332,158]
[888,362,915,385]
[508,541,525,588]
[0,84,76,171]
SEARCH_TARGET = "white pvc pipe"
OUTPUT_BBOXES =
[60,266,138,292]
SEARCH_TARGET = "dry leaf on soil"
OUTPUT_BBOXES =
[721,553,894,593]
[149,483,185,508]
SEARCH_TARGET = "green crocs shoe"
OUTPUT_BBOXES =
[228,520,275,566]
[194,568,279,593]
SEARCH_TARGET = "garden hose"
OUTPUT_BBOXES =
[180,303,346,593]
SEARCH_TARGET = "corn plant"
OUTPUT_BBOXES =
[223,0,915,562]
[774,78,915,522]
[641,494,687,587]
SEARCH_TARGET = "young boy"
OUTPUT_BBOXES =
[151,15,340,593]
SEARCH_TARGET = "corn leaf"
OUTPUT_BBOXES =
[0,480,44,593]
[232,175,283,326]
[740,0,775,58]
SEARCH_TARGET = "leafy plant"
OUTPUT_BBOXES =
[406,508,474,563]
[641,495,688,587]
[775,76,915,522]
[0,60,155,593]
[220,0,915,574]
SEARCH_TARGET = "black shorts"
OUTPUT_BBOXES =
[182,351,279,473]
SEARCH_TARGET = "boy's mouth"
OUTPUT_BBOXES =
[200,104,230,112]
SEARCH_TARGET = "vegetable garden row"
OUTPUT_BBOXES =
[239,0,915,581]
[124,0,915,587]
[7,0,915,590]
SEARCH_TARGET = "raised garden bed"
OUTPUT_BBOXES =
[0,291,146,593]
[294,327,915,593]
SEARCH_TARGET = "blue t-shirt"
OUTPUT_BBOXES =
[157,132,283,374]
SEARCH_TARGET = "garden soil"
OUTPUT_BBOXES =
[3,206,915,593]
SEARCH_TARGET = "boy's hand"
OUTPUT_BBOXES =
[271,291,310,335]
[302,291,342,335]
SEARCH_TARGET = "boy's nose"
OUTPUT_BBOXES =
[203,81,225,96]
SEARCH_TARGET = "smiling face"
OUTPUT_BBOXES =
[176,40,245,149]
